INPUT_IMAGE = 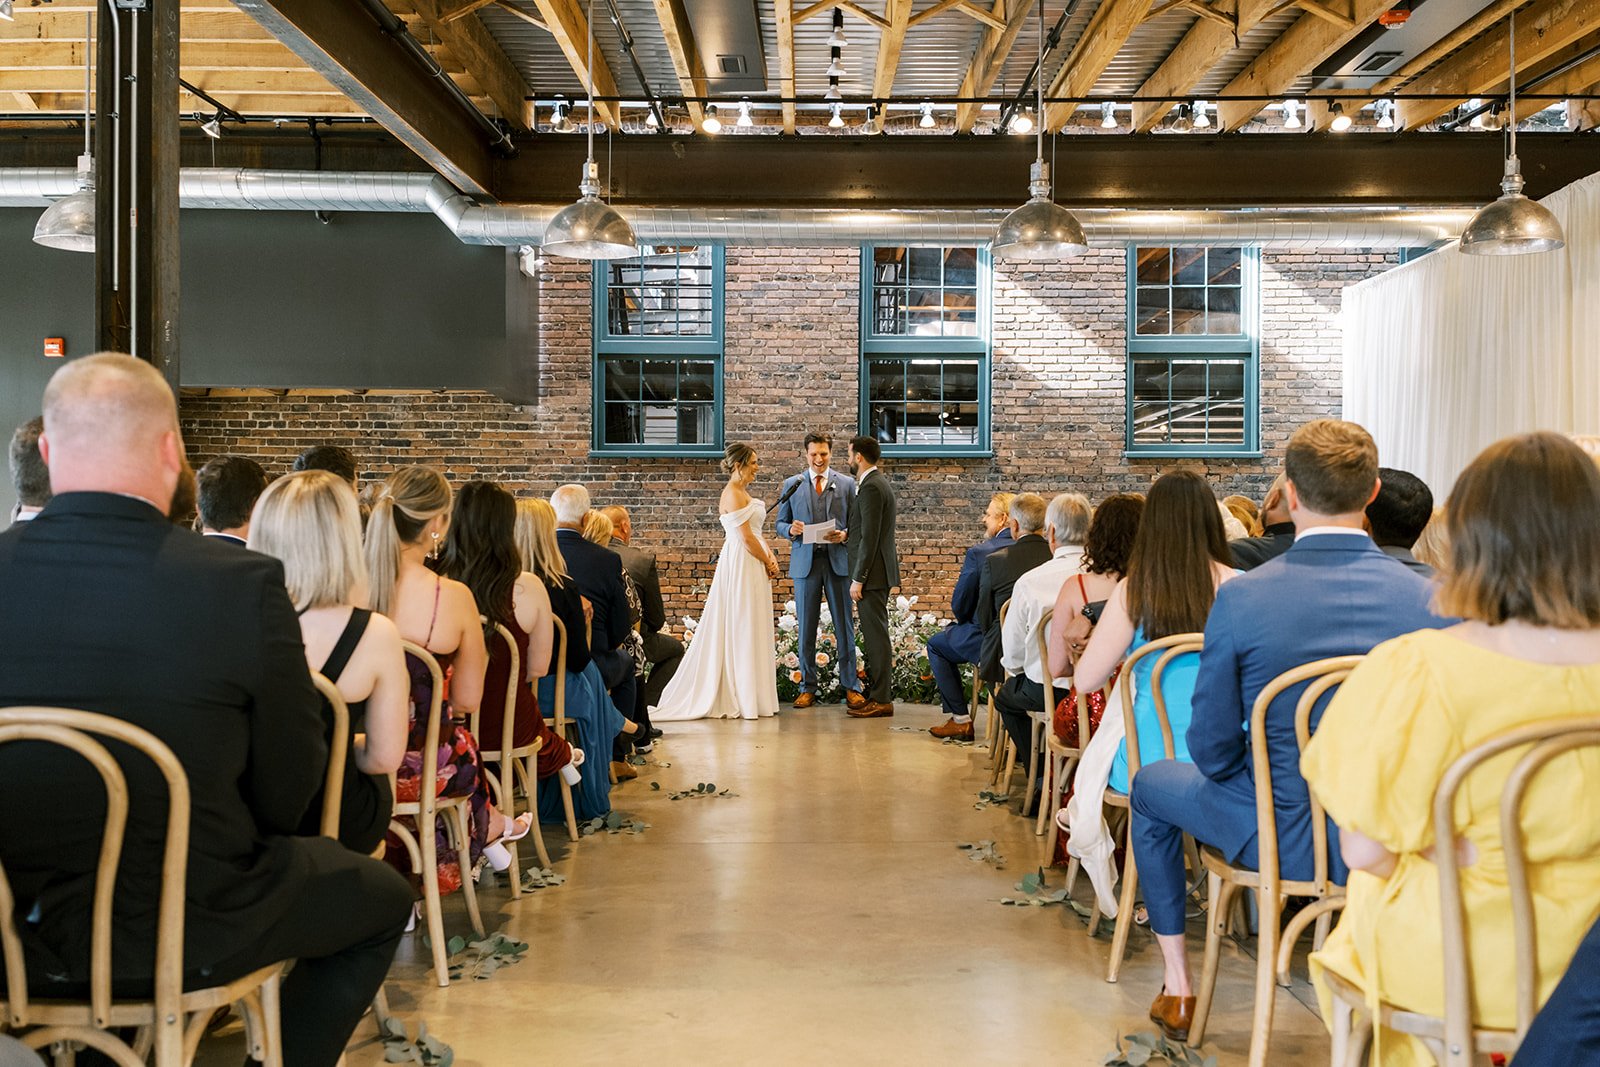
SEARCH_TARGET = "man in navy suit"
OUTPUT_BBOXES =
[927,492,1014,740]
[1131,419,1449,1043]
[775,433,863,710]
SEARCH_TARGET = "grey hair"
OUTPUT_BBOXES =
[1009,493,1047,534]
[550,483,591,525]
[1047,493,1092,545]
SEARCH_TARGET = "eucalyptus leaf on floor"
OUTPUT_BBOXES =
[1102,1031,1214,1067]
[380,1018,454,1066]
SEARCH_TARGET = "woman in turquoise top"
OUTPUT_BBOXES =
[1073,471,1238,793]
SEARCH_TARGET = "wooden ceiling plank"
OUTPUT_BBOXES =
[908,0,967,28]
[1511,33,1600,121]
[1213,0,1394,131]
[792,0,833,24]
[954,0,1027,133]
[23,91,376,115]
[1043,0,1156,131]
[525,0,624,126]
[869,0,914,130]
[0,11,277,42]
[839,1,890,31]
[955,2,1006,31]
[650,0,710,127]
[1291,0,1354,29]
[1395,0,1600,130]
[776,0,796,133]
[408,0,534,129]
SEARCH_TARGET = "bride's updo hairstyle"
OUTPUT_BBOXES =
[364,465,452,617]
[721,442,757,476]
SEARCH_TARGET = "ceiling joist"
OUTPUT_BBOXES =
[775,0,797,133]
[401,0,535,129]
[954,0,1029,133]
[651,0,711,128]
[524,0,624,126]
[1214,0,1393,131]
[868,0,915,132]
[1044,0,1155,131]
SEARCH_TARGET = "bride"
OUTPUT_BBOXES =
[650,442,780,721]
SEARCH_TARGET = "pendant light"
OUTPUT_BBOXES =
[1459,9,1565,256]
[991,0,1086,260]
[541,0,637,259]
[35,14,96,252]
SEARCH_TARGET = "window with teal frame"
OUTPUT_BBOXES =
[860,245,991,457]
[593,244,724,456]
[1126,246,1260,457]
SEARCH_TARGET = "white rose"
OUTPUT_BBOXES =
[785,599,797,613]
[896,596,912,611]
[684,617,699,631]
[779,615,798,632]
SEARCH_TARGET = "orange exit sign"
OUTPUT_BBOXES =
[43,338,65,359]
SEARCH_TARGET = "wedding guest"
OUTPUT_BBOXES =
[294,444,359,489]
[581,510,650,749]
[601,504,681,729]
[249,470,407,854]
[1228,475,1294,570]
[1218,502,1250,541]
[1222,494,1262,537]
[8,416,49,524]
[1366,466,1436,576]
[515,498,630,808]
[439,481,577,782]
[1516,915,1600,1063]
[1304,431,1600,1067]
[1411,506,1450,572]
[196,455,268,546]
[366,467,531,888]
[845,435,899,717]
[992,493,1091,785]
[928,492,1014,740]
[0,353,411,1067]
[976,493,1053,685]
[1129,419,1446,1042]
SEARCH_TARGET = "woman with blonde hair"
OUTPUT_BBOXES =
[365,467,530,888]
[1304,432,1600,1066]
[1410,506,1450,572]
[249,470,407,853]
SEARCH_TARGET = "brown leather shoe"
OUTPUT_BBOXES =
[1149,991,1196,1043]
[610,760,638,782]
[929,718,975,740]
[847,701,894,718]
[843,689,868,710]
[792,692,818,709]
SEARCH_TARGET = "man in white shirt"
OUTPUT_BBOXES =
[7,416,50,524]
[992,492,1091,809]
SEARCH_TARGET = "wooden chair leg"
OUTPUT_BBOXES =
[1029,719,1048,835]
[453,804,487,937]
[1247,887,1281,1067]
[418,813,450,987]
[513,757,553,870]
[1106,838,1140,983]
[559,775,579,842]
[1044,754,1067,855]
[1189,873,1235,1047]
[257,970,285,1067]
[485,766,523,901]
[371,985,394,1038]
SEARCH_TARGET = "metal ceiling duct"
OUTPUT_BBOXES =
[0,167,1477,249]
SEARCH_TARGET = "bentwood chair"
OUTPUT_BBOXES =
[310,672,351,840]
[544,616,581,841]
[474,619,551,888]
[1096,633,1205,983]
[988,599,1015,790]
[1028,608,1063,836]
[0,707,286,1066]
[390,643,486,988]
[1186,657,1363,1062]
[1323,715,1600,1067]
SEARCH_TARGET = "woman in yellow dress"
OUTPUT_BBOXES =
[1302,431,1600,1067]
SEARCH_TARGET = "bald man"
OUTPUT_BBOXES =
[0,353,411,1067]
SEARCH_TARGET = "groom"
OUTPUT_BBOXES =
[776,433,865,710]
[846,435,899,719]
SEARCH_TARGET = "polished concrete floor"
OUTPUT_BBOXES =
[217,703,1335,1066]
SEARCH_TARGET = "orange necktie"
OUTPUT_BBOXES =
[815,475,825,496]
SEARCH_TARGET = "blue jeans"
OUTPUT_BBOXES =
[927,622,982,717]
[1129,760,1259,937]
[1517,915,1600,1063]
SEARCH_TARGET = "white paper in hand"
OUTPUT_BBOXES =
[802,519,838,544]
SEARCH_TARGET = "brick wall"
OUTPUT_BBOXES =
[179,246,1396,622]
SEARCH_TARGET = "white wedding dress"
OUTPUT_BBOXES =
[649,499,779,721]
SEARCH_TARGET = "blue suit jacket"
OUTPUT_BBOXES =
[775,470,855,579]
[1188,533,1449,880]
[951,528,1013,625]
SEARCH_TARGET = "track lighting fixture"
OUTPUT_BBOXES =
[828,104,845,129]
[1010,109,1034,135]
[825,80,841,102]
[737,99,753,127]
[551,100,575,133]
[1101,102,1117,129]
[1328,101,1352,132]
[1171,103,1193,133]
[702,103,722,134]
[200,112,223,139]
[1282,98,1301,129]
[829,7,848,47]
[0,1,14,21]
[1192,100,1210,129]
[1375,99,1394,130]
[919,102,935,129]
[645,107,659,128]
[826,55,845,78]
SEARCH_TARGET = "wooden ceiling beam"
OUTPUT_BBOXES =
[1214,0,1394,131]
[953,0,1026,133]
[1396,0,1600,129]
[1344,0,1524,118]
[650,0,711,128]
[439,0,500,20]
[489,0,549,30]
[776,0,796,134]
[1512,36,1600,122]
[16,91,375,115]
[1128,0,1278,132]
[0,68,351,94]
[1043,0,1156,131]
[0,11,276,42]
[0,40,313,69]
[403,0,535,129]
[868,0,914,132]
[525,0,624,126]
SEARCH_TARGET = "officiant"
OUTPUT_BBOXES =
[776,433,866,711]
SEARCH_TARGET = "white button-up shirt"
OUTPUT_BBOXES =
[1001,543,1085,685]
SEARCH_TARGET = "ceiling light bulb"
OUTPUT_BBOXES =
[826,56,845,78]
[830,6,848,47]
[645,108,659,128]
[1482,104,1503,131]
[552,101,574,133]
[200,113,223,139]
[919,102,935,129]
[702,104,722,134]
[1192,100,1210,129]
[1329,101,1352,132]
[828,104,844,129]
[1283,98,1301,129]
[825,80,841,102]
[737,100,753,127]
[1376,99,1394,130]
[1010,110,1034,135]
[0,1,14,21]
[1171,103,1192,133]
[1101,102,1117,129]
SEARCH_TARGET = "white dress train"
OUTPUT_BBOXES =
[649,500,779,721]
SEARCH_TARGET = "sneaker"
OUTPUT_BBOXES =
[633,739,655,755]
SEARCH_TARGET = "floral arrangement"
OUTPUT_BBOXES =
[682,594,974,705]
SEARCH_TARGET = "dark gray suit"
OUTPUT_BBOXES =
[611,537,685,710]
[975,533,1052,684]
[848,468,899,704]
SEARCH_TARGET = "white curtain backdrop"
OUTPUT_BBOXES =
[1342,170,1600,498]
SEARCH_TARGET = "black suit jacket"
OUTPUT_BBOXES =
[847,470,899,590]
[610,538,665,635]
[1228,522,1296,571]
[976,533,1053,682]
[0,493,325,986]
[556,528,630,653]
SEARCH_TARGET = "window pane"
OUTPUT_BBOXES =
[1172,287,1206,335]
[1136,287,1169,335]
[1136,247,1170,285]
[680,361,716,401]
[868,404,903,444]
[905,362,942,401]
[940,403,980,445]
[641,360,677,402]
[908,247,942,286]
[1208,247,1242,286]
[1131,360,1171,445]
[945,247,979,288]
[1209,361,1246,404]
[604,359,640,401]
[640,405,679,445]
[868,360,904,401]
[944,361,980,401]
[1167,361,1211,443]
[1173,248,1207,286]
[604,403,641,445]
[1207,286,1241,334]
[678,405,715,444]
[606,245,714,337]
[874,246,906,281]
[873,287,907,335]
[907,288,943,333]
[903,402,944,446]
[944,290,979,335]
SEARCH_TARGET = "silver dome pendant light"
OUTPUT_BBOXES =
[991,0,1086,260]
[541,0,637,259]
[34,13,96,252]
[1459,8,1565,256]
